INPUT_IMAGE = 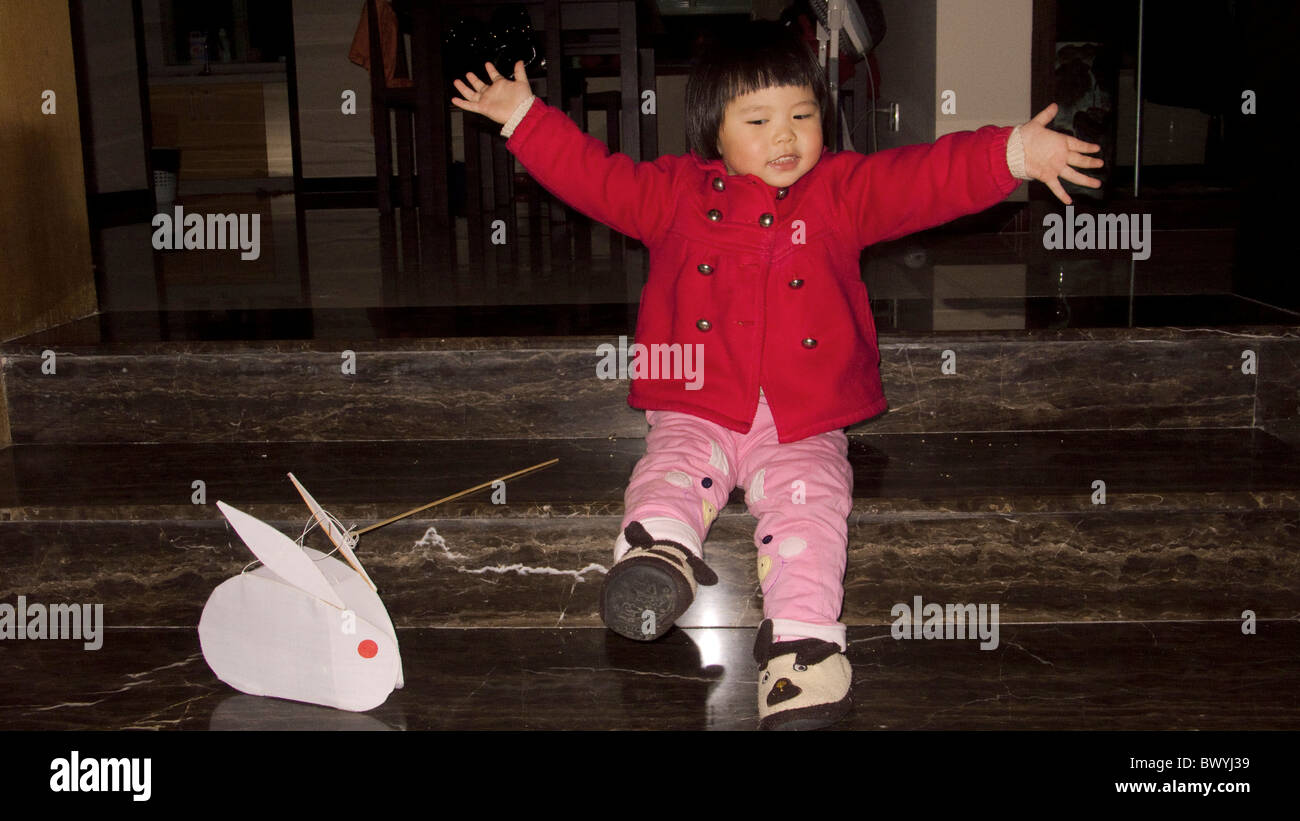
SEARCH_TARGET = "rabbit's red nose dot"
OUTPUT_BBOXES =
[357,640,378,658]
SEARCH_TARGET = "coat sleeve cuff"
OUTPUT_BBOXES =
[1006,124,1030,180]
[500,95,536,138]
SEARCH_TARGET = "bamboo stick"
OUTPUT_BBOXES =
[353,458,559,536]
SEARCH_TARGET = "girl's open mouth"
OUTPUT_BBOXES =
[768,155,799,169]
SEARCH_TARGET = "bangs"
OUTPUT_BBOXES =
[685,20,830,162]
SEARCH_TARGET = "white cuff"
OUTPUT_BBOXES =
[501,95,536,138]
[614,516,703,562]
[1006,124,1030,180]
[770,618,847,651]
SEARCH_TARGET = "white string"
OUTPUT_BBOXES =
[238,506,360,575]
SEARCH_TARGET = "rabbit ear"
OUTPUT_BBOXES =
[287,473,377,593]
[217,501,347,609]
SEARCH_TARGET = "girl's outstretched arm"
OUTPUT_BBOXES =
[838,124,1023,249]
[451,60,676,245]
[836,104,1101,249]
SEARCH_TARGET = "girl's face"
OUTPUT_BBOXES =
[715,84,822,187]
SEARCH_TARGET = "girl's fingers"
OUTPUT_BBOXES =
[1068,137,1101,154]
[1061,166,1102,188]
[1047,177,1072,206]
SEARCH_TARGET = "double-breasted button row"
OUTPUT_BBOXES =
[705,209,777,228]
[704,180,785,223]
[710,177,786,200]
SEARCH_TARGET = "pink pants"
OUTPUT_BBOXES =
[616,392,853,649]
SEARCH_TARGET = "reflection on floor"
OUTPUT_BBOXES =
[1,623,1296,730]
[87,193,1295,333]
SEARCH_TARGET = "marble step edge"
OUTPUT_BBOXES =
[3,489,1298,522]
[3,511,1297,627]
[6,333,1295,444]
[3,325,1297,355]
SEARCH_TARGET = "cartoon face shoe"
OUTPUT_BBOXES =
[754,619,852,731]
[600,521,718,641]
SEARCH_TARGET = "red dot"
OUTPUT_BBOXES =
[357,639,378,658]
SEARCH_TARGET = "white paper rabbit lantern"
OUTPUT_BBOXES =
[199,475,403,712]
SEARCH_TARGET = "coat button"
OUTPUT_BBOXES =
[697,319,712,332]
[759,213,774,227]
[697,263,714,275]
[712,177,726,191]
[776,187,789,200]
[801,337,818,348]
[788,278,804,288]
[707,209,723,222]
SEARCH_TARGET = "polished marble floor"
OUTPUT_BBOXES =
[3,429,1297,514]
[9,291,1300,348]
[82,192,1297,335]
[1,622,1295,730]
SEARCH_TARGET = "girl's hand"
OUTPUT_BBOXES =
[1020,103,1104,205]
[450,60,533,126]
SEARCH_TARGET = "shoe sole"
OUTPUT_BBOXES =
[759,694,853,731]
[600,558,692,642]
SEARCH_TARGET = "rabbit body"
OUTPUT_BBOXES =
[200,504,403,712]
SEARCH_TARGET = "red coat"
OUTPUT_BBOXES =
[505,99,1021,442]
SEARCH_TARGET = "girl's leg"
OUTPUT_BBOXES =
[618,409,739,560]
[602,409,739,640]
[737,397,853,650]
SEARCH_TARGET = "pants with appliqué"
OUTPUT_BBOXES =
[615,392,853,649]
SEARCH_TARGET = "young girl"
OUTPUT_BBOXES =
[452,20,1101,730]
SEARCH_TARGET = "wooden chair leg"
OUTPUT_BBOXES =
[373,103,394,215]
[618,1,639,162]
[395,108,415,211]
[365,0,393,216]
[464,119,485,286]
[639,47,657,158]
[491,136,517,286]
[527,177,542,294]
[542,0,569,280]
[568,93,592,275]
[395,111,420,288]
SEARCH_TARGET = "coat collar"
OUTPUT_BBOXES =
[693,145,832,193]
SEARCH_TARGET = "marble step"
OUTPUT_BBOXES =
[2,326,1297,444]
[1,430,1296,627]
[3,622,1297,730]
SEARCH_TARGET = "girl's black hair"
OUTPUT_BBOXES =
[684,18,830,162]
